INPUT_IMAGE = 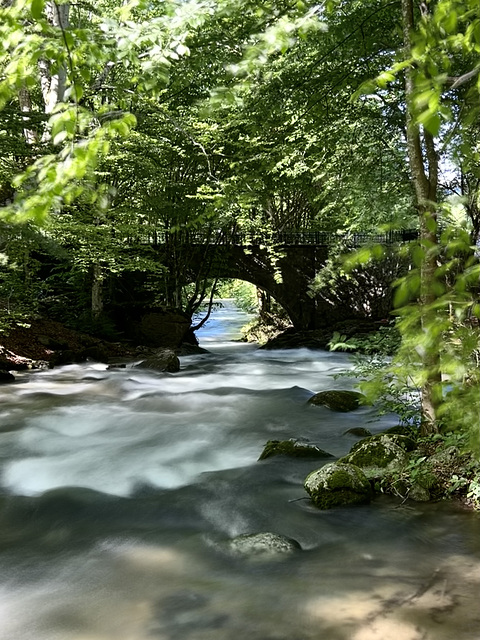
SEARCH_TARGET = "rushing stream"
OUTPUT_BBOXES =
[1,300,480,640]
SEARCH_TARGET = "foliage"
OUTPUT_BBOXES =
[0,221,64,329]
[338,353,422,428]
[216,279,257,312]
[340,227,480,444]
[328,324,401,355]
[392,225,480,441]
[0,0,478,455]
[310,241,410,320]
[241,309,290,344]
[377,430,480,506]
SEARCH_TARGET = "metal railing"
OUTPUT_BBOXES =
[122,228,419,247]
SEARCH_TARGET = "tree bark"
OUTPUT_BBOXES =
[401,0,442,435]
[38,1,70,125]
[92,262,104,320]
[18,86,38,145]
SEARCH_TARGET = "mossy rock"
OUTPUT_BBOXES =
[429,445,461,466]
[258,439,333,461]
[308,390,367,412]
[304,462,372,509]
[408,483,431,502]
[382,425,418,440]
[340,434,410,479]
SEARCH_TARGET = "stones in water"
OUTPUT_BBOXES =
[308,390,367,412]
[343,427,372,437]
[340,434,412,480]
[226,532,301,558]
[304,462,372,509]
[258,438,333,461]
[0,369,15,383]
[408,483,431,502]
[135,348,180,373]
[177,343,209,356]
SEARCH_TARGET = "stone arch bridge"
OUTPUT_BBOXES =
[153,230,416,331]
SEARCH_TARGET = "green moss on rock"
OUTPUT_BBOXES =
[340,434,409,479]
[304,462,372,509]
[308,390,367,412]
[258,439,333,461]
[382,425,418,440]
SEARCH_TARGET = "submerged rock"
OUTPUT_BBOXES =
[226,532,301,557]
[135,348,180,373]
[177,343,209,356]
[305,462,372,509]
[308,390,367,412]
[258,439,333,461]
[343,427,372,438]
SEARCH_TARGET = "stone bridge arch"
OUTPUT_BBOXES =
[152,230,415,331]
[180,243,330,330]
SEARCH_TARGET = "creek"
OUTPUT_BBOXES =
[0,300,479,640]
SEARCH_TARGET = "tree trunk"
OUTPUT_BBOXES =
[38,1,70,127]
[401,0,442,435]
[92,262,103,320]
[18,86,38,145]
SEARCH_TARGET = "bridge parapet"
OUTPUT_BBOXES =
[124,228,418,247]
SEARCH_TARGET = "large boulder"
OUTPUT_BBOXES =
[0,369,15,383]
[138,311,191,348]
[226,532,301,558]
[308,389,367,412]
[260,328,331,350]
[304,462,372,509]
[135,349,180,373]
[340,434,411,479]
[82,344,111,363]
[258,438,333,461]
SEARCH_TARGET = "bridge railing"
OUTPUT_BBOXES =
[120,228,418,247]
[171,229,418,246]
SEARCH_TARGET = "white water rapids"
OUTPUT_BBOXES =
[0,300,479,640]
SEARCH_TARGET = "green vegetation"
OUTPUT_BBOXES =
[0,0,479,459]
[215,280,257,313]
[376,430,480,508]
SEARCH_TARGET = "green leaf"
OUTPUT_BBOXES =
[351,80,377,102]
[31,0,45,20]
[417,111,441,137]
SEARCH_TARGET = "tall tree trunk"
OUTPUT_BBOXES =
[18,86,38,145]
[38,1,70,129]
[402,0,442,435]
[92,262,104,320]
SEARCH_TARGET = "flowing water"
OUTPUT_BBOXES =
[1,300,480,640]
